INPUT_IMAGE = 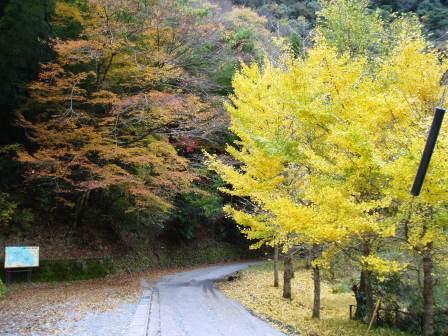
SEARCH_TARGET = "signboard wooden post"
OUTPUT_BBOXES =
[4,246,39,285]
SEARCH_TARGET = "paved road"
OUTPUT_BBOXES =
[146,263,285,336]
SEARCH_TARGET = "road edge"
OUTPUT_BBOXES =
[128,289,152,336]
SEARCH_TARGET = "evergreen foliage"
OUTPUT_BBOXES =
[0,0,55,143]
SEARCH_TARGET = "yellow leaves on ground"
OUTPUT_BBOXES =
[219,263,408,336]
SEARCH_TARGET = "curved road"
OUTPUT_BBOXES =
[145,262,285,336]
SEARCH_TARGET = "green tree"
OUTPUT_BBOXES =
[0,0,54,143]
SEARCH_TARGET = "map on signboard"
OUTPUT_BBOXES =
[4,246,39,268]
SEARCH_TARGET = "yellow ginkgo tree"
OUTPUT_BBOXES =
[208,1,447,332]
[211,13,447,335]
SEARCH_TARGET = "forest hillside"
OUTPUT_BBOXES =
[0,0,447,259]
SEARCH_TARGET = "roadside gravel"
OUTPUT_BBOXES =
[0,269,169,336]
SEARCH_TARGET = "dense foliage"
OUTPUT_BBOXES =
[232,0,448,52]
[0,0,55,144]
[0,0,277,252]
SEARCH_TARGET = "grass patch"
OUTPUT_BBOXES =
[0,279,6,298]
[219,262,411,336]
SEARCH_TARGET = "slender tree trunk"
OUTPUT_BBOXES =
[422,248,434,336]
[306,247,312,269]
[283,252,293,299]
[274,246,279,288]
[354,242,374,322]
[74,190,91,229]
[312,264,321,319]
[311,244,322,319]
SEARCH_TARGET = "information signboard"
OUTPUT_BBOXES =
[4,246,39,268]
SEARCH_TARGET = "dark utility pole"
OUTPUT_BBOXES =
[411,107,446,196]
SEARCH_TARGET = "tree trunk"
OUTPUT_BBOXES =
[354,242,374,322]
[312,264,321,319]
[74,190,91,229]
[283,252,293,299]
[364,269,374,323]
[354,269,374,321]
[305,248,312,269]
[274,246,279,288]
[422,248,434,336]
